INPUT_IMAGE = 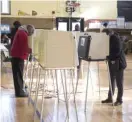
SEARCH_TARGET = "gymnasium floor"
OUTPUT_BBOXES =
[1,55,132,122]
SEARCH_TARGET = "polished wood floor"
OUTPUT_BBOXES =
[1,55,132,122]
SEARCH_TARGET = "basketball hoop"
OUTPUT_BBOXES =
[65,1,80,13]
[68,2,80,8]
[73,3,80,8]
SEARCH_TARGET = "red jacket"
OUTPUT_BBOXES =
[11,30,31,60]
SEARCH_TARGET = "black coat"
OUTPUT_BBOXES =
[109,33,127,69]
[10,28,18,46]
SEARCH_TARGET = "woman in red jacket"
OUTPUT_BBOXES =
[11,25,35,97]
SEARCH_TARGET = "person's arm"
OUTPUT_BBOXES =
[28,48,32,54]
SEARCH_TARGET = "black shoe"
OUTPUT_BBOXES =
[16,93,28,98]
[25,85,28,89]
[114,101,122,106]
[102,98,112,103]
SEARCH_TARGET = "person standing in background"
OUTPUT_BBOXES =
[102,29,127,106]
[1,34,11,45]
[74,24,80,31]
[11,25,35,97]
[74,24,82,70]
[10,21,21,46]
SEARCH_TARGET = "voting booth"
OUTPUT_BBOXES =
[28,29,78,68]
[24,29,43,89]
[27,30,114,118]
[37,30,78,68]
[74,32,114,111]
[77,32,109,60]
[28,29,43,59]
[27,29,79,120]
[27,30,114,120]
[88,32,109,60]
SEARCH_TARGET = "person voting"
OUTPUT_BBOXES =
[11,25,35,97]
[102,29,127,106]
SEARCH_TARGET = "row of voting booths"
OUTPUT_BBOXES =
[26,22,114,121]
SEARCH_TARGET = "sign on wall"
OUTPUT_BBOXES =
[0,24,11,34]
[1,0,10,14]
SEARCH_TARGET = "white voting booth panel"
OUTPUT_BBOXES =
[72,31,80,47]
[72,31,80,65]
[38,30,48,66]
[37,30,78,68]
[28,29,43,59]
[88,32,109,59]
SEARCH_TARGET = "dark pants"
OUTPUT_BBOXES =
[108,60,124,102]
[11,57,25,95]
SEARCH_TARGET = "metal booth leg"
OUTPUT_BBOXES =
[60,70,67,110]
[40,70,46,121]
[34,66,41,118]
[89,69,94,96]
[60,69,66,100]
[60,69,69,120]
[85,61,90,112]
[28,56,32,88]
[74,68,79,97]
[97,61,101,101]
[55,70,59,103]
[23,55,30,88]
[70,69,75,102]
[63,70,69,120]
[51,70,56,93]
[106,60,114,106]
[28,61,36,105]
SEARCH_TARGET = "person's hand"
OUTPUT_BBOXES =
[28,48,32,54]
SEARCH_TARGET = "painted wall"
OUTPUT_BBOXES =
[10,0,68,17]
[73,0,117,20]
[9,0,117,19]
